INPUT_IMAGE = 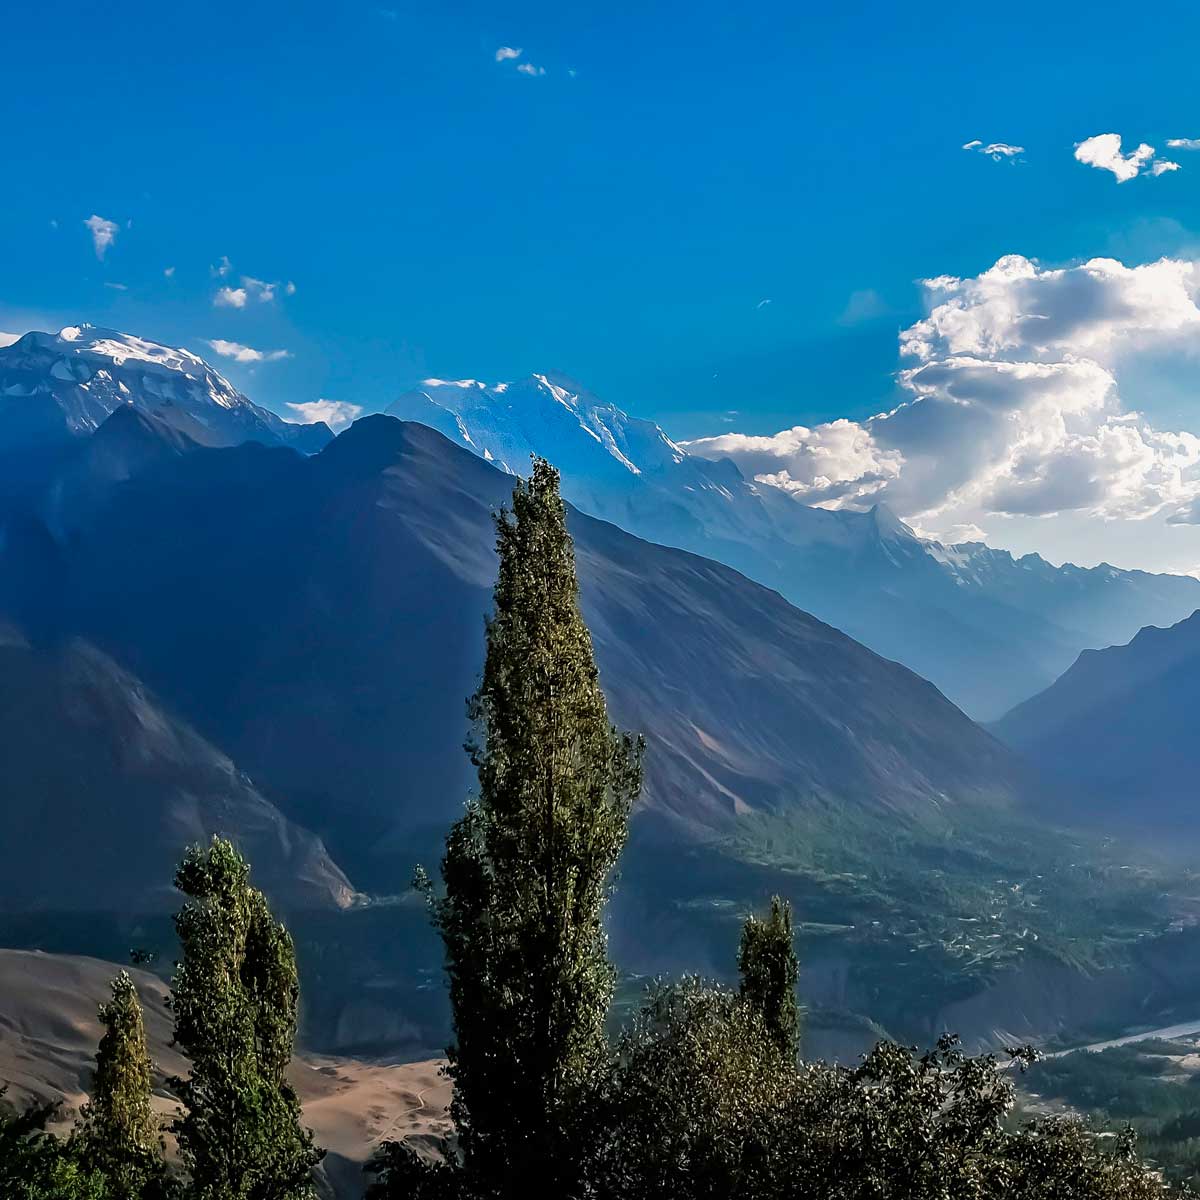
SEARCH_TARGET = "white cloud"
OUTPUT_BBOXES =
[84,214,119,260]
[285,399,363,431]
[242,275,277,303]
[517,62,546,76]
[206,339,291,364]
[212,255,233,277]
[931,523,989,544]
[1074,133,1178,182]
[687,419,904,509]
[0,331,21,348]
[756,298,772,310]
[900,254,1200,361]
[213,286,247,308]
[686,253,1200,526]
[104,282,128,291]
[164,266,176,278]
[213,273,285,306]
[1167,138,1200,150]
[963,140,1024,160]
[495,46,522,61]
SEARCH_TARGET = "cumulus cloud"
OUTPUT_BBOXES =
[213,286,247,308]
[1074,133,1179,182]
[688,419,904,508]
[686,253,1200,527]
[286,399,363,431]
[516,62,546,76]
[963,140,1024,160]
[206,339,291,364]
[84,214,119,260]
[164,266,176,278]
[1167,138,1200,150]
[495,46,522,61]
[900,254,1200,361]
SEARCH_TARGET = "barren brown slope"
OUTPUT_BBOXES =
[0,950,450,1199]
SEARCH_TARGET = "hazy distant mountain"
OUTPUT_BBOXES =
[0,325,331,454]
[0,624,355,912]
[1,413,1026,891]
[995,611,1200,830]
[389,373,1200,718]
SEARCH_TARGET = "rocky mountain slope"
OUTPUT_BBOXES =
[0,410,1027,892]
[995,611,1200,831]
[390,373,1200,718]
[0,623,355,912]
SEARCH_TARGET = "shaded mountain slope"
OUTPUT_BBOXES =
[11,414,1027,890]
[0,625,355,912]
[995,611,1200,829]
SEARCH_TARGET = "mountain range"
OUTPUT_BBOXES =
[2,325,1195,1054]
[389,373,1200,719]
[0,403,1025,893]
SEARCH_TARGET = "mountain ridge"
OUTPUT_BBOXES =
[0,324,331,454]
[387,372,1200,718]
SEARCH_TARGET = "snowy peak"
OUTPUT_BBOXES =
[0,324,331,453]
[388,371,686,480]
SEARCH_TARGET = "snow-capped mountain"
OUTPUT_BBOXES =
[389,372,1200,718]
[0,325,330,453]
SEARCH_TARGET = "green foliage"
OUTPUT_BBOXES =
[592,978,793,1196]
[417,459,643,1198]
[592,990,1166,1200]
[72,971,172,1199]
[169,837,322,1200]
[737,895,800,1060]
[0,1089,109,1200]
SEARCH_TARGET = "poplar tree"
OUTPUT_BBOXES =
[431,458,643,1198]
[169,837,321,1200]
[737,895,800,1062]
[73,972,171,1198]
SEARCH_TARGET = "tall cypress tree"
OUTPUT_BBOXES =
[72,972,171,1198]
[169,837,322,1200]
[432,458,643,1198]
[737,896,800,1062]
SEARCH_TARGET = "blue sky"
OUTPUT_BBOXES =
[6,0,1200,570]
